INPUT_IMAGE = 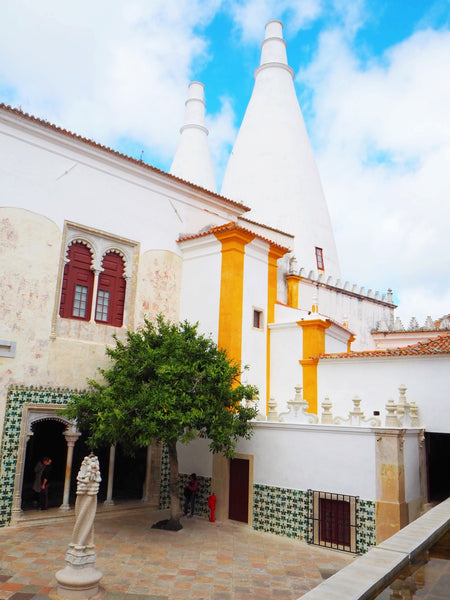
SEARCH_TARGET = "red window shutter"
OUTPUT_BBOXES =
[59,243,94,320]
[96,252,126,327]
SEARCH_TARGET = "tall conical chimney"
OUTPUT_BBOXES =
[170,82,216,193]
[221,20,340,278]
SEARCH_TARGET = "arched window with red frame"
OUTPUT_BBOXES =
[59,242,94,320]
[95,252,126,327]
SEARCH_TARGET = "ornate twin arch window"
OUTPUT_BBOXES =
[58,222,137,328]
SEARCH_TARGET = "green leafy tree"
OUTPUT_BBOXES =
[64,315,258,529]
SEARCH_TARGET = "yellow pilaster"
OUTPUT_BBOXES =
[266,246,289,413]
[298,319,331,414]
[347,334,356,353]
[286,274,301,309]
[215,228,255,368]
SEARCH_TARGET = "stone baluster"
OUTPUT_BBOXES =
[396,384,408,426]
[409,402,420,427]
[267,398,279,422]
[321,397,334,424]
[349,396,365,426]
[385,399,399,427]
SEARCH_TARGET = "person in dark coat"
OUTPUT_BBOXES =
[32,457,52,510]
[183,473,199,518]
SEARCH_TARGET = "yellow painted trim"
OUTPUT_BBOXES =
[347,334,356,353]
[286,274,301,309]
[215,229,255,371]
[266,245,289,414]
[297,319,331,414]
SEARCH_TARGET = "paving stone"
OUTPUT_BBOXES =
[0,508,354,600]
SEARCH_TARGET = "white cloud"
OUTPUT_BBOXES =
[0,0,222,163]
[298,27,450,322]
[228,0,322,43]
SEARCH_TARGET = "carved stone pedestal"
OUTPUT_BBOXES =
[56,545,103,599]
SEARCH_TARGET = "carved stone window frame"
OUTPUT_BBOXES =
[52,221,140,337]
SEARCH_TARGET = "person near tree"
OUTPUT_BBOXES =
[183,473,199,518]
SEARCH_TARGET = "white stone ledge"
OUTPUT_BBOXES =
[299,497,450,600]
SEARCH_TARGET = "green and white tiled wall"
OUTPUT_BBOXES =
[252,483,376,554]
[0,386,75,527]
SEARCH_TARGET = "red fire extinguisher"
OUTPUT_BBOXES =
[207,493,216,522]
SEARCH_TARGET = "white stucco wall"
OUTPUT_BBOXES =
[241,239,269,404]
[269,322,303,413]
[236,423,377,499]
[177,437,213,477]
[0,116,244,257]
[317,355,450,433]
[178,237,222,341]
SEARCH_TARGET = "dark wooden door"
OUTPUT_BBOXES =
[228,458,249,523]
[319,498,350,546]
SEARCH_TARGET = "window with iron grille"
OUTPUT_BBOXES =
[309,490,357,553]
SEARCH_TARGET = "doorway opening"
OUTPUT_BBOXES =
[22,419,67,510]
[426,432,450,502]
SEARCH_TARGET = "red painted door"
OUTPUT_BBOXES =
[228,458,249,523]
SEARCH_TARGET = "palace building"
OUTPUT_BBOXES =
[1,20,448,550]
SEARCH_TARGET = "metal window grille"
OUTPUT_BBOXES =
[308,489,358,553]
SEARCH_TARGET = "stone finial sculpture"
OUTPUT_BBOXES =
[56,454,103,600]
[278,386,319,424]
[267,398,280,422]
[70,454,102,551]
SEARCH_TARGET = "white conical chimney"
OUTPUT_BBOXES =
[221,20,340,278]
[170,82,216,192]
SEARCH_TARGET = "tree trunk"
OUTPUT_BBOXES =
[167,440,182,526]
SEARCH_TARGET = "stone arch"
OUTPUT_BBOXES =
[10,399,81,524]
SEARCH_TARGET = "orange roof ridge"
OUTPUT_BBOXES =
[319,332,450,360]
[177,221,290,252]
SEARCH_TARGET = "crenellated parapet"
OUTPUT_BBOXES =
[374,314,450,333]
[293,266,395,307]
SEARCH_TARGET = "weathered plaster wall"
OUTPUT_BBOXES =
[135,249,182,326]
[0,208,61,434]
[0,208,184,438]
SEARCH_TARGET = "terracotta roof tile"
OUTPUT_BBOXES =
[177,222,290,253]
[319,332,450,359]
[0,103,249,212]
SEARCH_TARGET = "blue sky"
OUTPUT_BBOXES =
[1,0,449,324]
